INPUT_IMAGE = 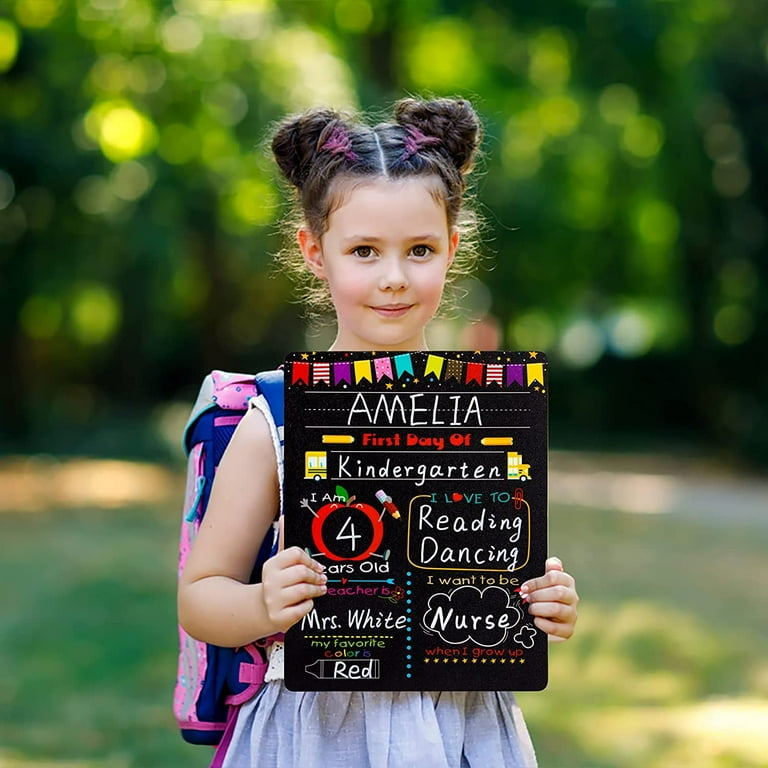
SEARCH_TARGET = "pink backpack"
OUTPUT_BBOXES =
[174,370,284,746]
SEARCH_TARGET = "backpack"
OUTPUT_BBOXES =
[173,369,284,745]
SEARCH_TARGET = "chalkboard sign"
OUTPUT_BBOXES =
[283,351,548,692]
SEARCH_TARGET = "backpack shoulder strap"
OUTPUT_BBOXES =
[254,369,284,428]
[249,369,285,517]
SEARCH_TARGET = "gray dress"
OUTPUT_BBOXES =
[216,681,538,768]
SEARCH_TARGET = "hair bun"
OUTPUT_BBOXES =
[271,108,347,188]
[394,97,482,174]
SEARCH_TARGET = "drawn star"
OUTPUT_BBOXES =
[424,658,430,664]
[301,353,309,360]
[510,659,516,664]
[443,658,450,663]
[500,658,506,664]
[528,351,539,359]
[472,658,477,663]
[453,658,459,663]
[519,659,525,664]
[533,384,540,391]
[413,378,420,384]
[491,658,497,663]
[481,658,487,663]
[462,658,468,663]
[385,383,393,389]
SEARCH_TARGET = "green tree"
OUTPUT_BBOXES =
[1,0,766,463]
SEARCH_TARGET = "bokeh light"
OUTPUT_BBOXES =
[0,18,20,72]
[19,294,63,340]
[85,100,159,163]
[558,317,606,368]
[406,19,481,91]
[70,283,122,346]
[0,169,15,210]
[14,0,62,28]
[335,0,373,33]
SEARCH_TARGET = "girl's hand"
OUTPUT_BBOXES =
[260,546,327,633]
[520,556,578,642]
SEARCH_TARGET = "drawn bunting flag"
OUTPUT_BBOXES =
[506,364,524,387]
[527,363,544,386]
[466,362,484,385]
[425,354,445,379]
[374,357,394,382]
[354,359,373,384]
[313,362,330,385]
[394,353,414,379]
[291,361,310,385]
[445,358,464,382]
[333,362,352,385]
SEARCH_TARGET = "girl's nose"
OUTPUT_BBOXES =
[378,257,409,292]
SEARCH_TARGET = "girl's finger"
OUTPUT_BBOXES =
[524,584,577,605]
[270,545,324,573]
[525,599,577,623]
[279,581,328,607]
[533,616,574,641]
[275,563,328,589]
[272,599,317,631]
[521,568,575,595]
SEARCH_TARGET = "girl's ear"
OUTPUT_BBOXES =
[297,227,325,279]
[447,228,460,270]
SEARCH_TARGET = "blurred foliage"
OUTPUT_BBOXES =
[1,0,767,463]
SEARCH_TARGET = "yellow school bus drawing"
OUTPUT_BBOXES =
[305,451,327,481]
[507,451,531,481]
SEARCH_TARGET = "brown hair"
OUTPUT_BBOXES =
[271,97,485,318]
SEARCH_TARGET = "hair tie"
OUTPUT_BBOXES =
[321,125,357,162]
[401,126,441,161]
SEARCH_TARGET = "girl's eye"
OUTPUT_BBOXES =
[353,246,374,259]
[411,244,433,258]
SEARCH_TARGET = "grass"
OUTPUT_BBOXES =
[521,504,768,768]
[1,465,766,767]
[0,504,205,768]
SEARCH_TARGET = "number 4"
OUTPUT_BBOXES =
[337,514,361,552]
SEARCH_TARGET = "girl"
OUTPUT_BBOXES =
[178,97,579,768]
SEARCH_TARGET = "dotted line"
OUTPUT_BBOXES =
[405,571,413,680]
[422,657,526,664]
[304,635,394,639]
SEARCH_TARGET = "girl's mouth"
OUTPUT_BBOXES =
[371,304,413,318]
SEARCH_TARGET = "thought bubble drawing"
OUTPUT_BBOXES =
[513,624,537,649]
[421,586,523,647]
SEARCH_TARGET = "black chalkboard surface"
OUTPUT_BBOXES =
[283,351,548,692]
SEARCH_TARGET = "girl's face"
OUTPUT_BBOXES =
[299,176,459,351]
